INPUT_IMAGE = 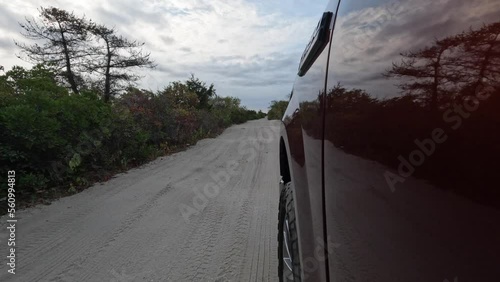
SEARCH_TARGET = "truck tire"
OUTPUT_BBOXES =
[278,182,301,281]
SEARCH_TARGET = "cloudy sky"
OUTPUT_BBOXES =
[0,0,330,111]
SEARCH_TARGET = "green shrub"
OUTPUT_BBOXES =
[268,100,289,120]
[0,66,262,206]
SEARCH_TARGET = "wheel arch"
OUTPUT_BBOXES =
[280,136,291,184]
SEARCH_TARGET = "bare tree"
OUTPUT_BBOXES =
[386,22,500,111]
[385,37,460,113]
[455,23,500,95]
[15,7,91,94]
[88,25,156,102]
[15,7,156,101]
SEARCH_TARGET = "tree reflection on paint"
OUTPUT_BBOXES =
[325,21,500,207]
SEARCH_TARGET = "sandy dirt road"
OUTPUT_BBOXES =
[0,119,281,282]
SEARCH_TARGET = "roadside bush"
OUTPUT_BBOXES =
[0,65,263,207]
[268,100,289,120]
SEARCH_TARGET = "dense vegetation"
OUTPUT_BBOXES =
[267,100,289,120]
[0,65,264,207]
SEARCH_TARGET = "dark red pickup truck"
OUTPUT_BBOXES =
[277,0,500,281]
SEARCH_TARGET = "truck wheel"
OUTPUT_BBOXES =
[278,182,301,281]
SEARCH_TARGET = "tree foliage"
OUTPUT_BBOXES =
[0,67,261,208]
[186,74,216,109]
[267,100,289,120]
